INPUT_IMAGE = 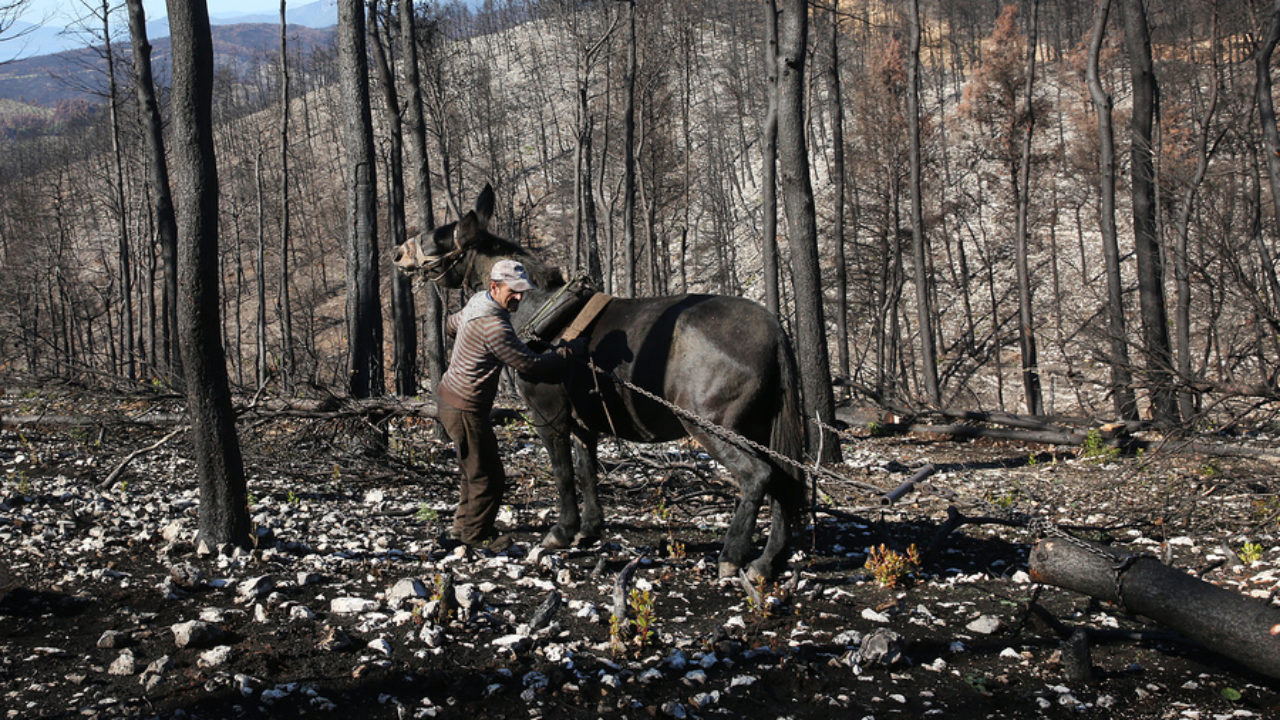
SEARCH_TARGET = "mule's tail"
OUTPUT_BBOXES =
[769,332,809,526]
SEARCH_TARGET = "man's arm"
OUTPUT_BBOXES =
[445,310,463,337]
[486,318,564,375]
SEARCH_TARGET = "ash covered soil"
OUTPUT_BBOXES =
[3,392,1280,719]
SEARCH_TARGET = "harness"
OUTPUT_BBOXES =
[520,276,613,342]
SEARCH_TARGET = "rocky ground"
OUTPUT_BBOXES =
[2,391,1280,719]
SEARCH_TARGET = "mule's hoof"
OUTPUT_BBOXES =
[745,560,772,583]
[572,532,600,548]
[541,528,575,550]
[717,561,741,579]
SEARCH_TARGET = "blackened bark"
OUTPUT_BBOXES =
[908,0,939,406]
[1086,0,1137,420]
[1013,0,1042,416]
[1030,537,1280,681]
[165,0,250,550]
[339,0,382,398]
[776,0,839,463]
[761,0,780,316]
[125,0,180,383]
[369,0,415,396]
[1120,0,1177,424]
[278,0,295,389]
[827,6,848,397]
[399,0,443,398]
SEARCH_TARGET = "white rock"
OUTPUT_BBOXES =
[729,675,757,688]
[97,630,128,649]
[861,608,891,623]
[171,620,222,649]
[638,668,664,684]
[965,615,1002,635]
[387,578,429,608]
[108,650,137,676]
[419,624,444,648]
[198,646,234,668]
[683,669,708,685]
[330,597,379,614]
[144,655,174,675]
[493,633,530,649]
[367,638,392,657]
[661,700,688,718]
[690,690,720,709]
[238,575,275,602]
[289,604,316,621]
[161,520,185,543]
[364,489,385,504]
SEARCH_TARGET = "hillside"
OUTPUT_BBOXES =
[0,22,337,109]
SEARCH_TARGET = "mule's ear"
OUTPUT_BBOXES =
[475,184,495,229]
[455,211,480,248]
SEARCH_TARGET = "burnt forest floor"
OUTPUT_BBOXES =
[2,388,1280,720]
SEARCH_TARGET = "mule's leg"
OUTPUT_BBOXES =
[534,424,579,549]
[571,430,603,545]
[747,496,790,581]
[689,433,771,578]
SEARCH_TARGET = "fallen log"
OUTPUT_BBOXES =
[879,463,937,506]
[1029,535,1280,680]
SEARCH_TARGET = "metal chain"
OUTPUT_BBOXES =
[575,354,1147,602]
[580,357,884,495]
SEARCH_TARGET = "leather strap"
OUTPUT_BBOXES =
[560,292,613,341]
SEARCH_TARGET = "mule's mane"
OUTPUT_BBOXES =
[472,231,565,290]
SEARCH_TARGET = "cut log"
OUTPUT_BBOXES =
[1029,536,1280,679]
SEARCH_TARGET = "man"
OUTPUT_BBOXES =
[436,259,581,550]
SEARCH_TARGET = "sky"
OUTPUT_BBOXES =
[18,0,273,28]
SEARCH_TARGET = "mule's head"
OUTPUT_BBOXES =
[393,184,561,292]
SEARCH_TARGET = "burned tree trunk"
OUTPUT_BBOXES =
[1030,536,1280,680]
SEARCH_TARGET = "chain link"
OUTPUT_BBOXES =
[579,358,886,495]
[576,355,1147,603]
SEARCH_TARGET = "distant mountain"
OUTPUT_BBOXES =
[0,22,337,108]
[146,0,339,44]
[1,0,337,62]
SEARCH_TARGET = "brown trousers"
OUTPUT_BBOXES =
[437,401,505,544]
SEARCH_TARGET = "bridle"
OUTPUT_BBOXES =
[417,242,477,285]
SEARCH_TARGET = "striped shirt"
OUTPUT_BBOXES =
[437,290,563,413]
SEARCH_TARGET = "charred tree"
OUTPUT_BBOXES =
[1086,0,1138,421]
[398,0,443,398]
[369,0,415,396]
[1013,0,1042,416]
[125,0,180,383]
[907,0,939,406]
[166,0,250,549]
[776,0,839,462]
[760,0,780,317]
[338,0,382,398]
[278,0,296,389]
[1121,0,1177,424]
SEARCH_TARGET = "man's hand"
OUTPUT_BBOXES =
[554,337,589,361]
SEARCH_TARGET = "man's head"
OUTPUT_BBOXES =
[488,259,535,312]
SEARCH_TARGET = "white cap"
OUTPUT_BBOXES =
[490,259,536,291]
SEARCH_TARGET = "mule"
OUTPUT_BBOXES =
[396,186,807,579]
